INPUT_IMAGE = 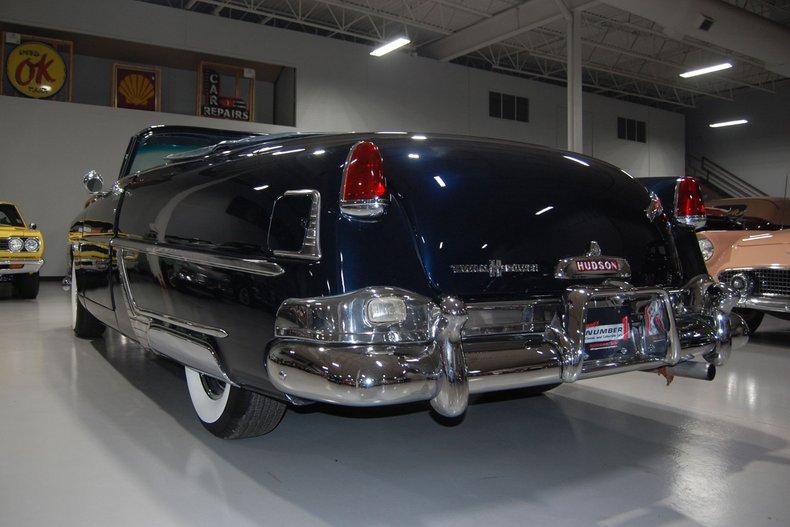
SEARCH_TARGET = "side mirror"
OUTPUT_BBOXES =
[29,222,37,230]
[83,170,104,195]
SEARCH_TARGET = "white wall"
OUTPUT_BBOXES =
[0,97,292,276]
[685,82,790,197]
[0,0,685,276]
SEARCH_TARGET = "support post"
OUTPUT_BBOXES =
[566,9,583,153]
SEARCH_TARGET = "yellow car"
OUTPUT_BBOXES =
[0,201,44,298]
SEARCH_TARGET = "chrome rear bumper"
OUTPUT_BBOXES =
[266,277,748,417]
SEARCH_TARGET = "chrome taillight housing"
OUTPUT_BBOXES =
[675,176,706,229]
[340,141,389,218]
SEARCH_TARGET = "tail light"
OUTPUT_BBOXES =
[674,176,706,229]
[340,141,388,217]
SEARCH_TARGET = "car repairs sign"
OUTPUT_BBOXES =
[198,61,253,122]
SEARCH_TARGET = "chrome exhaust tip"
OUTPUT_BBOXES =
[667,361,716,381]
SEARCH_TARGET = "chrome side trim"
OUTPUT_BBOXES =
[111,238,285,277]
[148,326,234,384]
[272,189,322,261]
[114,248,229,339]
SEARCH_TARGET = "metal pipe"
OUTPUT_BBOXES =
[667,361,716,381]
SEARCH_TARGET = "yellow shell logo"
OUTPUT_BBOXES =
[6,42,66,98]
[118,73,155,106]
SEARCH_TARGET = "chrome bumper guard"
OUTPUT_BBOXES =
[0,259,44,274]
[266,276,748,417]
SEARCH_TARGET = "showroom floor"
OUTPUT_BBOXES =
[1,283,789,526]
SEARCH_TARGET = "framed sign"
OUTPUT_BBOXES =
[197,61,255,122]
[112,63,161,111]
[1,32,73,101]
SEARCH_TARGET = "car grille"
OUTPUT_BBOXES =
[0,238,8,251]
[719,268,790,297]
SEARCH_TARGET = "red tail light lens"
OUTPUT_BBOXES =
[340,141,388,217]
[341,141,387,201]
[675,176,706,229]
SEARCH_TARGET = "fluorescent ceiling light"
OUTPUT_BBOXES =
[408,153,420,159]
[370,37,411,57]
[709,119,748,128]
[433,175,446,187]
[535,206,554,216]
[679,62,732,78]
[312,149,326,155]
[563,155,589,167]
[411,135,427,140]
[253,184,269,191]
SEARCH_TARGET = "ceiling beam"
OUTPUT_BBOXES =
[533,25,776,93]
[430,0,493,19]
[186,0,384,42]
[491,64,695,107]
[600,0,790,77]
[495,40,733,100]
[313,0,453,35]
[421,0,596,61]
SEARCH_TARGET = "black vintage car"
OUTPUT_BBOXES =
[68,128,749,439]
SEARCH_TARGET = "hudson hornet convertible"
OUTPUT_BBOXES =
[67,128,749,438]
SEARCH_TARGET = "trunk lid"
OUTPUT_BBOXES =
[381,138,679,300]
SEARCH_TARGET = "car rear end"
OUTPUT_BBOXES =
[265,135,748,416]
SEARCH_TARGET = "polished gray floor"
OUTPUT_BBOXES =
[1,283,789,526]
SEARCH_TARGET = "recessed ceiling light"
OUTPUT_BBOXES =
[709,119,748,128]
[370,37,411,57]
[679,62,732,78]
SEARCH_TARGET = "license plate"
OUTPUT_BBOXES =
[583,296,670,362]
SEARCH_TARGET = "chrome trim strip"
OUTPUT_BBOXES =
[737,296,790,313]
[719,265,790,272]
[115,248,229,339]
[0,259,44,274]
[148,326,234,384]
[111,238,285,277]
[272,189,322,261]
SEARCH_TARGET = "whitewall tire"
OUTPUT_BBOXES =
[71,264,105,339]
[185,367,231,424]
[184,366,287,439]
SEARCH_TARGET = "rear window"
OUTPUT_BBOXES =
[127,132,253,176]
[0,204,24,227]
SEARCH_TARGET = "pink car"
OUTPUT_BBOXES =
[698,198,790,333]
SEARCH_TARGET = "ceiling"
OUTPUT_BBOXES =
[138,0,790,110]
